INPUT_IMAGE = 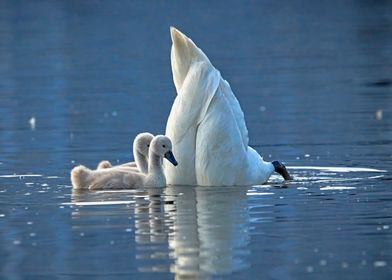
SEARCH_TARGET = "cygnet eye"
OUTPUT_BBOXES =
[147,144,150,147]
[162,144,166,148]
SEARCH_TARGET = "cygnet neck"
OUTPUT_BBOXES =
[134,150,148,174]
[148,151,164,175]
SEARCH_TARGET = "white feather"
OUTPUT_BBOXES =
[165,28,274,186]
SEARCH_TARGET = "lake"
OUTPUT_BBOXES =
[0,1,391,279]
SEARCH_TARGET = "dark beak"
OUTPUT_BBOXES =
[272,161,293,181]
[164,151,178,166]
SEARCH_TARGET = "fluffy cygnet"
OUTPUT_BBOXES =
[71,135,178,189]
[96,132,154,173]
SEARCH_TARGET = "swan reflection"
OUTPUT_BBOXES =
[70,186,250,278]
[165,186,250,277]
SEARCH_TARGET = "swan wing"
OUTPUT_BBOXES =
[166,28,254,185]
[195,79,249,185]
[165,61,220,185]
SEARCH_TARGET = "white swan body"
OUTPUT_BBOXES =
[97,132,154,174]
[164,28,275,186]
[71,135,178,189]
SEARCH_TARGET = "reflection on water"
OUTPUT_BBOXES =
[168,186,250,276]
[59,167,390,279]
[0,166,390,279]
[70,185,250,277]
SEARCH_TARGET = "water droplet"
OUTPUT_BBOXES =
[375,109,383,121]
[374,261,387,267]
[306,266,314,273]
[319,260,327,266]
[13,240,21,245]
[29,117,36,130]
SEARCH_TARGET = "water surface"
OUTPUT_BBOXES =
[0,1,391,279]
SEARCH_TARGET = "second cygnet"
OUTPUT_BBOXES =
[97,132,154,173]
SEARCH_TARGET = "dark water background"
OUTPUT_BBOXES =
[0,0,392,279]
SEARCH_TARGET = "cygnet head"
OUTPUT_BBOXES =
[150,135,178,166]
[134,132,154,157]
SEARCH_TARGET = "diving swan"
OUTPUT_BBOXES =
[164,27,291,186]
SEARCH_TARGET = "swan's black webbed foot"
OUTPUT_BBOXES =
[272,161,293,181]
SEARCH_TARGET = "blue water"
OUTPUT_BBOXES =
[0,1,392,279]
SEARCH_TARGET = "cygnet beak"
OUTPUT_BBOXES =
[272,161,293,181]
[164,151,178,166]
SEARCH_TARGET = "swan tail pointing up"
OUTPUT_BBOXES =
[170,27,249,150]
[71,165,93,189]
[170,27,212,93]
[166,27,267,186]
